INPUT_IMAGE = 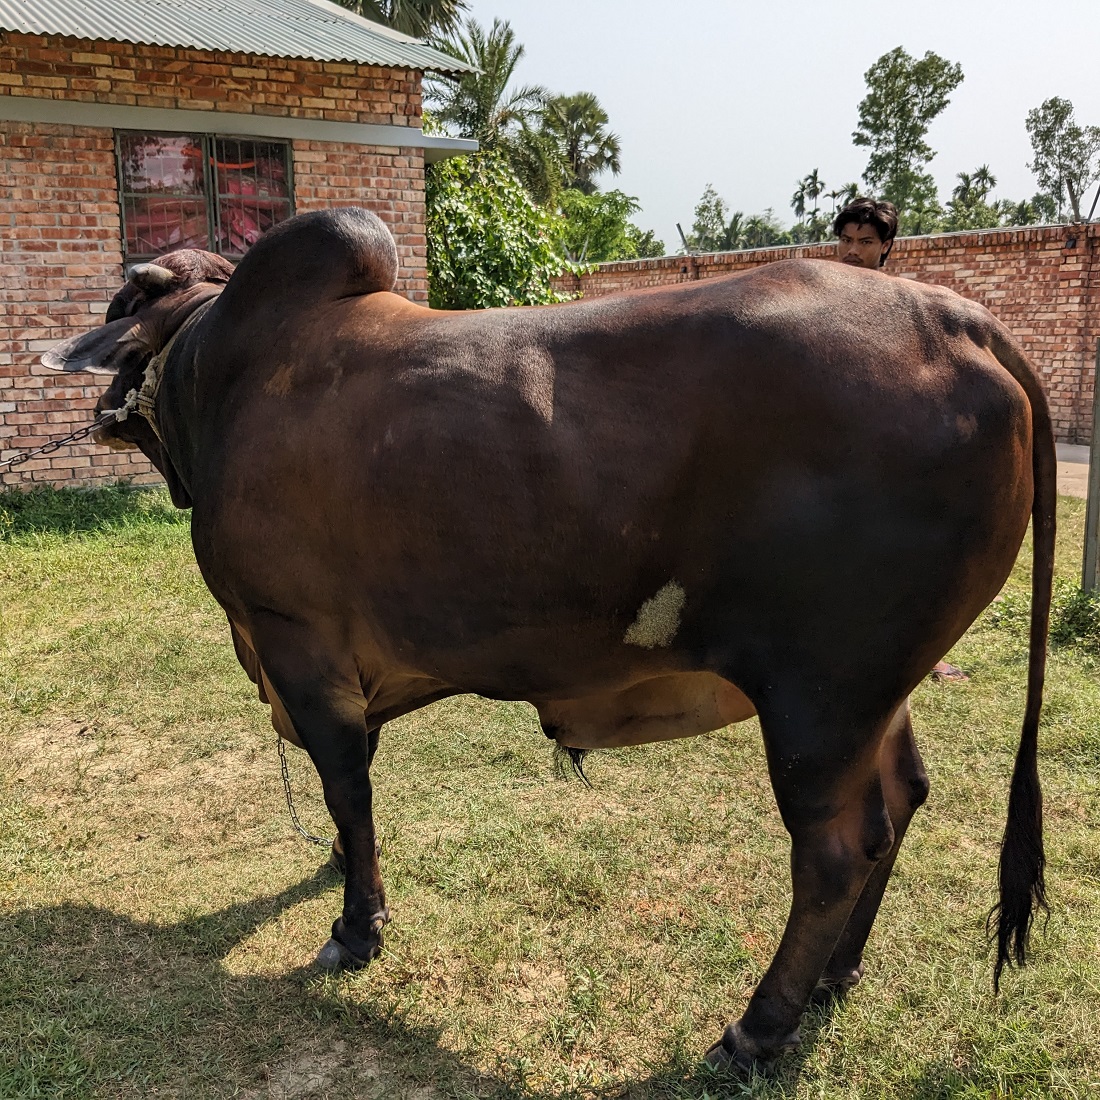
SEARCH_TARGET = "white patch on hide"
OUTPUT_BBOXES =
[623,581,686,649]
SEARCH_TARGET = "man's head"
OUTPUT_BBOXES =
[834,198,898,269]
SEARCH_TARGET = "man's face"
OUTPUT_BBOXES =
[837,221,889,269]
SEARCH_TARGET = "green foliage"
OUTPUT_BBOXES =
[986,578,1100,656]
[333,0,466,37]
[741,208,792,248]
[938,165,1058,232]
[631,227,666,258]
[424,19,548,155]
[790,169,832,242]
[540,92,622,196]
[1026,96,1100,222]
[686,183,729,250]
[554,189,663,262]
[426,151,578,309]
[1051,585,1100,652]
[943,165,1002,231]
[426,20,624,209]
[684,186,791,252]
[854,46,964,225]
[0,483,187,541]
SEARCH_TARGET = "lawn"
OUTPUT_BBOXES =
[1,485,1097,1099]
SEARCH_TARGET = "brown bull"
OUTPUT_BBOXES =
[43,208,1054,1074]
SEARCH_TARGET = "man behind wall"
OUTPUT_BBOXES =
[832,197,970,684]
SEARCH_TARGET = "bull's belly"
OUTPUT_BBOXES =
[537,672,756,750]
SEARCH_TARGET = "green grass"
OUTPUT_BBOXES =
[1,484,1098,1099]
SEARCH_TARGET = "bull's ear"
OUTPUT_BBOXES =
[40,317,145,375]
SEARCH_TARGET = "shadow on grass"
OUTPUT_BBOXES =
[0,849,845,1100]
[1,861,461,1099]
[0,865,1050,1100]
[0,483,182,540]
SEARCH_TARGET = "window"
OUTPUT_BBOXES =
[117,132,294,263]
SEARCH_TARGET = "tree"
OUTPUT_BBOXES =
[827,183,859,215]
[943,165,1002,231]
[426,151,578,309]
[631,228,666,258]
[540,92,622,195]
[425,20,548,153]
[335,0,466,37]
[801,169,826,221]
[790,170,830,242]
[683,187,793,253]
[687,184,729,251]
[554,189,662,262]
[1026,97,1100,222]
[853,47,963,227]
[684,185,748,251]
[742,209,791,249]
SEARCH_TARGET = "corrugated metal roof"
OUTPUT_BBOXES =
[0,0,474,73]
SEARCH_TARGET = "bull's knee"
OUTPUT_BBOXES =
[861,795,895,862]
[905,766,930,812]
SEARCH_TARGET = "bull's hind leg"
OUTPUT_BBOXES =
[247,615,388,969]
[813,700,929,1003]
[707,698,904,1074]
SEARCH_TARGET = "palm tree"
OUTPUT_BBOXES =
[425,19,548,152]
[837,182,859,210]
[952,170,975,205]
[972,164,997,201]
[718,211,746,251]
[790,180,808,224]
[802,169,825,219]
[337,0,467,38]
[540,92,622,195]
[507,121,568,206]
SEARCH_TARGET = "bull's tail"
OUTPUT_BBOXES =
[986,328,1056,991]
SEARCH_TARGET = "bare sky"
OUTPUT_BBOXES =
[459,0,1100,249]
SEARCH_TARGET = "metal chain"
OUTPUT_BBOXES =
[277,735,333,849]
[0,415,112,471]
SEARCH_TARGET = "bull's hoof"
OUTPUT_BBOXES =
[703,1032,758,1077]
[703,1021,799,1077]
[315,936,373,972]
[315,910,390,972]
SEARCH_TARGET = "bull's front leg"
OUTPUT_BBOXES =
[248,614,387,969]
[707,702,902,1075]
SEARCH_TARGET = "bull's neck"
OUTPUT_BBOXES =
[147,293,222,506]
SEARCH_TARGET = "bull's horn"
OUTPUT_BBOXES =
[129,263,175,290]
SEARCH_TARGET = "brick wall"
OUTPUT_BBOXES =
[554,224,1100,445]
[0,32,420,124]
[1,32,430,487]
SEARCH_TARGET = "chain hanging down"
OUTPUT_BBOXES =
[276,735,333,849]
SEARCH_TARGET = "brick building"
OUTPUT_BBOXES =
[0,0,473,486]
[554,223,1100,446]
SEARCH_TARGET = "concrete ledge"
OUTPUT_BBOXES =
[1057,444,1090,464]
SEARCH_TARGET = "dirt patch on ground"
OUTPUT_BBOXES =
[241,1039,440,1100]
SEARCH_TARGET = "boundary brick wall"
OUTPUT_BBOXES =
[1,32,427,487]
[554,223,1100,445]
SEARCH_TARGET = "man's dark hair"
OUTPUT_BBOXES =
[833,198,899,266]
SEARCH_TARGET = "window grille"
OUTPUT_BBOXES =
[117,132,294,263]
